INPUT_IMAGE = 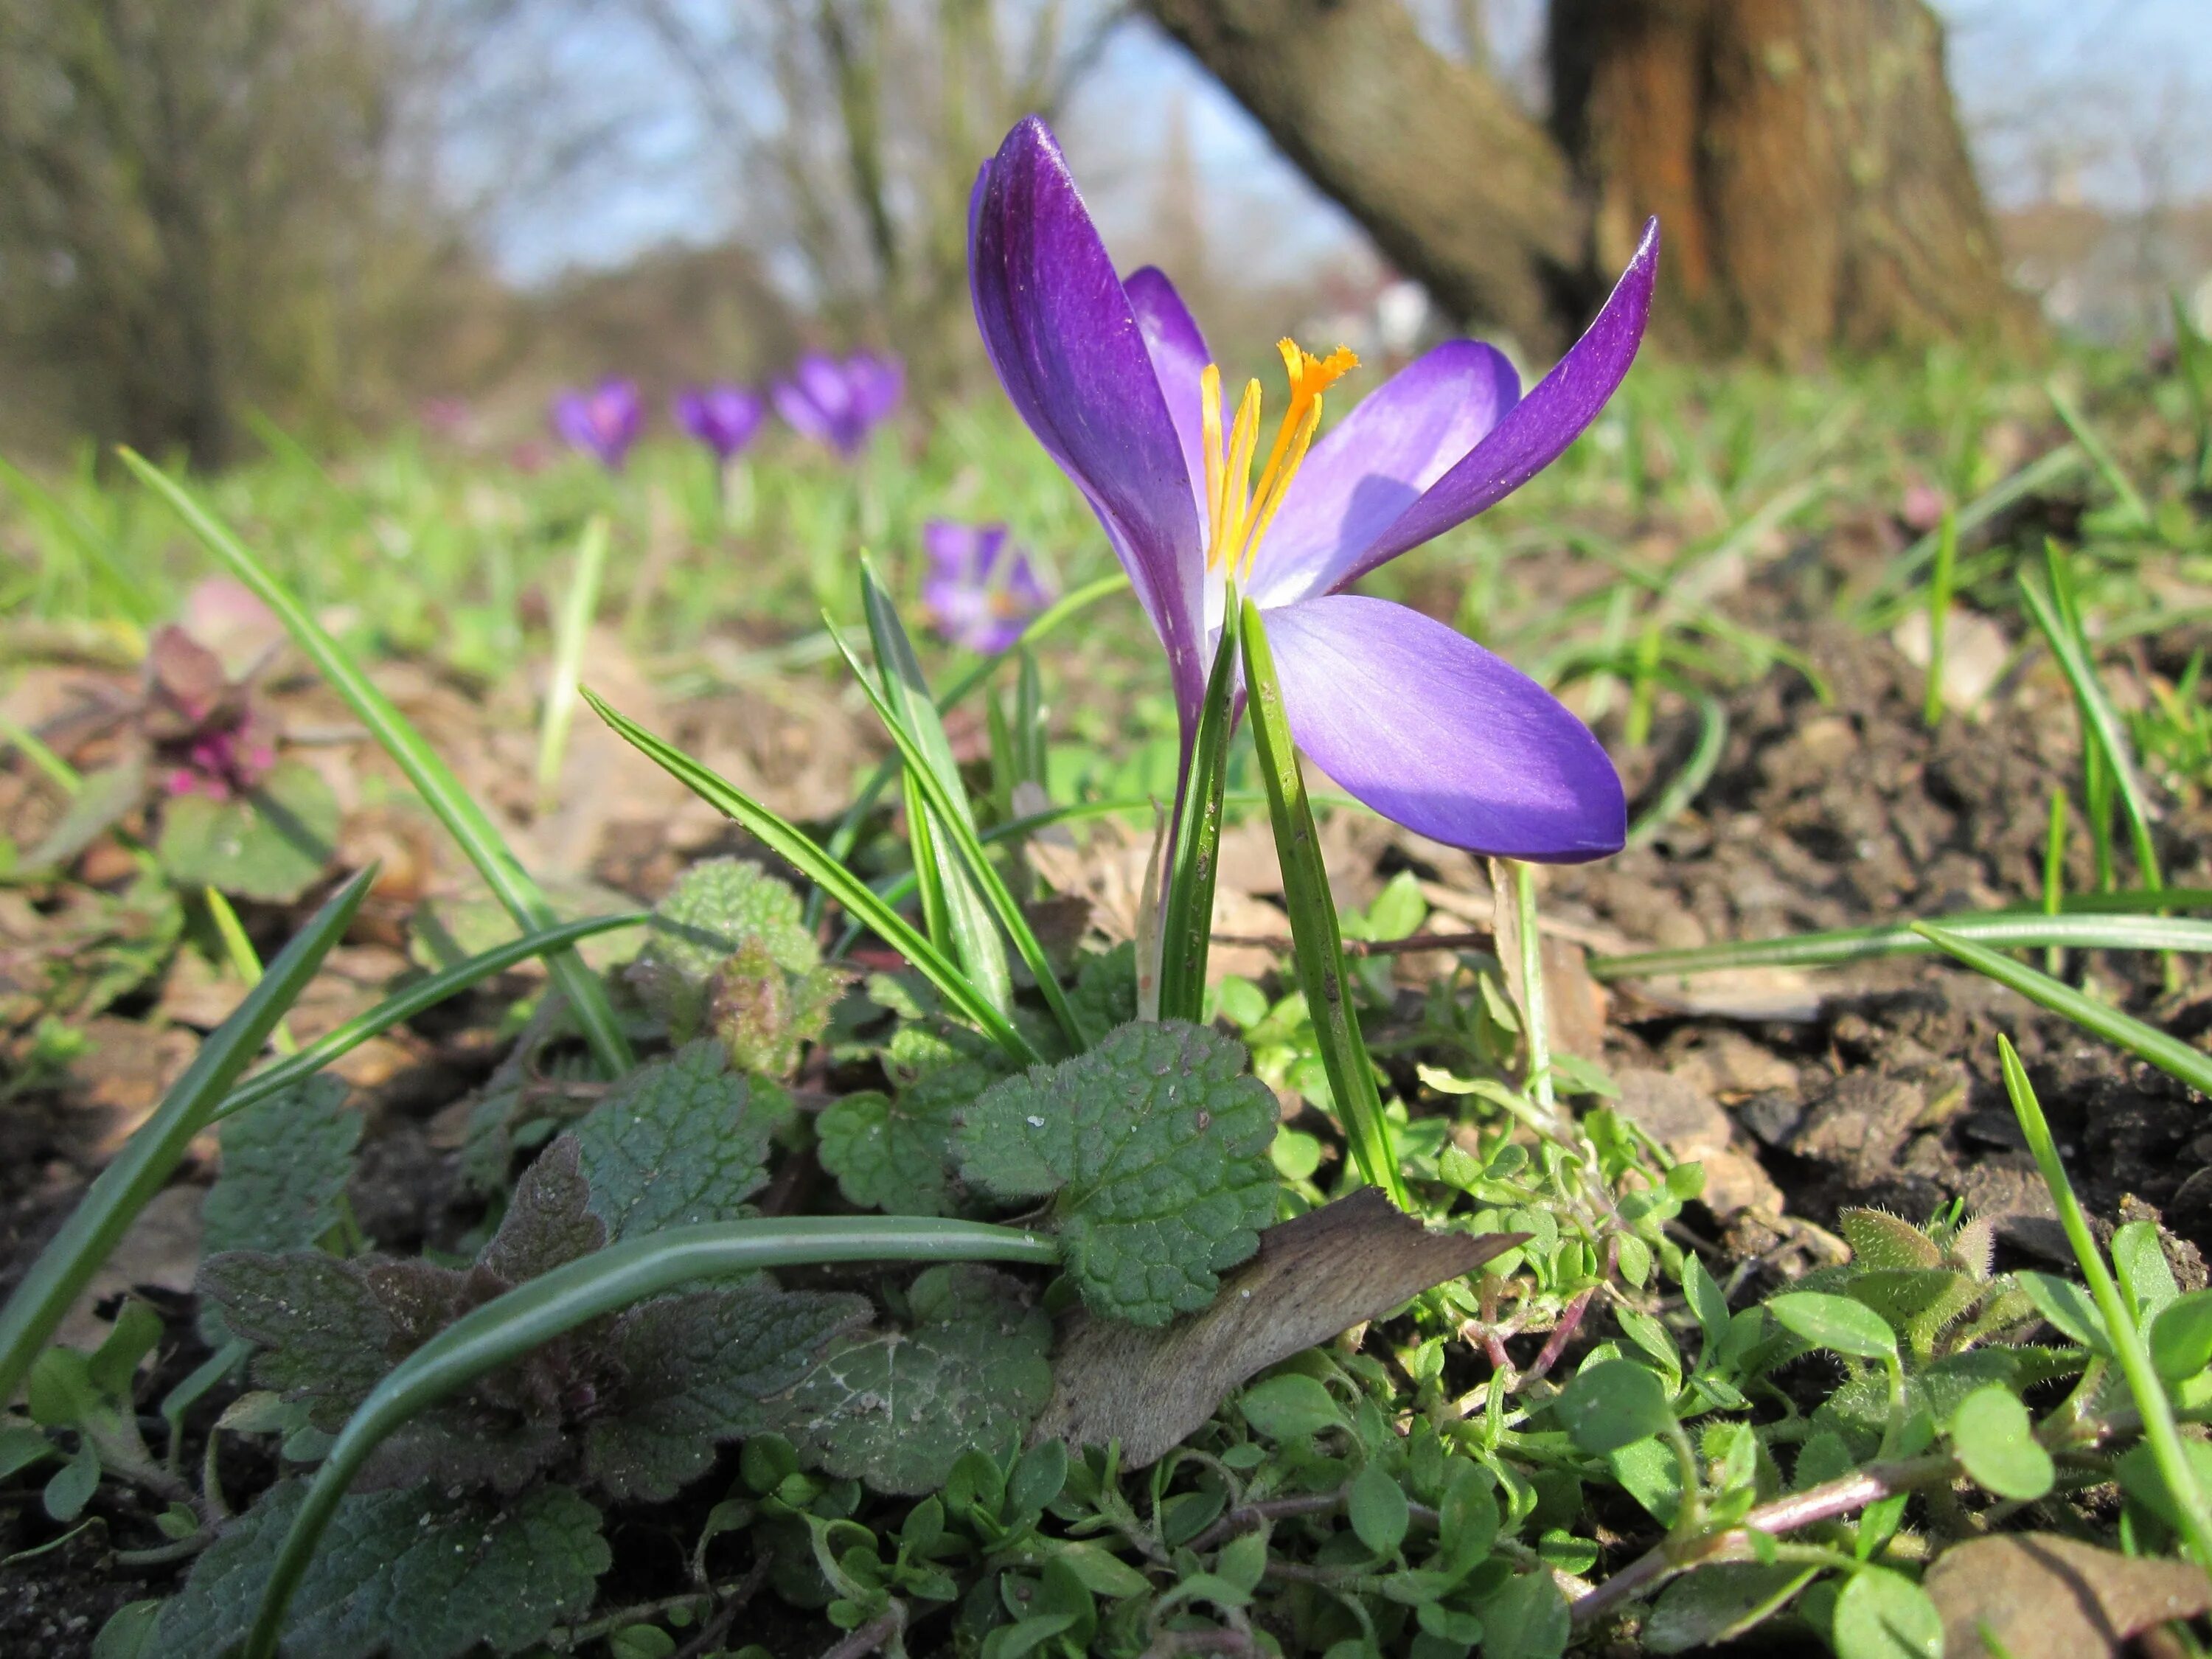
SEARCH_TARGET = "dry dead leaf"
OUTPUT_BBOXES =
[1033,1188,1523,1467]
[52,1184,204,1356]
[1922,1533,2212,1659]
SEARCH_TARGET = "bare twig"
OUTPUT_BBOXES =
[818,1604,905,1659]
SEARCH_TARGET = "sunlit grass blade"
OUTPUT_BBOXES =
[1624,691,1725,848]
[204,886,297,1054]
[535,514,610,804]
[825,626,1082,1052]
[1158,605,1239,1023]
[2045,378,2152,531]
[583,687,1040,1065]
[2043,789,2070,976]
[1591,908,2212,981]
[1911,922,2212,1098]
[0,450,156,627]
[210,911,647,1123]
[118,448,636,1079]
[239,1216,1057,1659]
[808,572,1127,929]
[1852,442,2085,627]
[1996,1034,2212,1568]
[1239,597,1407,1208]
[0,867,375,1405]
[859,560,1013,1015]
[2020,557,2164,911]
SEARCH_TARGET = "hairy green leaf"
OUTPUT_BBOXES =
[148,1478,608,1659]
[568,1042,773,1239]
[955,1020,1278,1325]
[203,1077,359,1258]
[780,1264,1051,1495]
[626,858,824,1050]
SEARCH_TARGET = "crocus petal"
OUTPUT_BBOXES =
[1324,219,1660,591]
[970,116,1207,728]
[1245,340,1520,610]
[1123,266,1214,527]
[921,518,990,580]
[1263,594,1624,860]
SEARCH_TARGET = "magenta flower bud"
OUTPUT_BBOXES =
[919,521,1050,653]
[550,378,645,470]
[672,384,767,461]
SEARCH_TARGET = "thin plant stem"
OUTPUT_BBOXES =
[1996,1034,2212,1568]
[536,514,610,804]
[1923,507,1957,727]
[1513,862,1554,1118]
[204,887,297,1055]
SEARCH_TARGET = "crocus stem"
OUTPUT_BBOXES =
[1513,861,1554,1118]
[1239,599,1407,1208]
[1158,602,1239,1023]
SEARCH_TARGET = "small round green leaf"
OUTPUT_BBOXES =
[1832,1566,1942,1659]
[1768,1292,1899,1361]
[1948,1385,2053,1501]
[1347,1464,1410,1557]
[1241,1374,1343,1441]
[1556,1359,1675,1455]
[2151,1290,2212,1382]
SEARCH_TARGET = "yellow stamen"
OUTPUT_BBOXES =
[1197,336,1358,577]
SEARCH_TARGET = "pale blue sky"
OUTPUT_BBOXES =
[472,0,2212,286]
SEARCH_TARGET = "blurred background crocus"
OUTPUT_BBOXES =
[772,351,904,456]
[919,520,1048,653]
[672,384,766,462]
[550,378,645,470]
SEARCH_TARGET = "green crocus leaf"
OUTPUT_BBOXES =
[146,1478,608,1659]
[954,1020,1278,1326]
[568,1042,773,1239]
[779,1264,1051,1495]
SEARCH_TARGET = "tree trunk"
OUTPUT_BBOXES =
[1549,0,2038,359]
[1137,0,2037,359]
[1138,0,1586,352]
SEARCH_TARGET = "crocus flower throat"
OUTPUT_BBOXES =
[1200,341,1358,582]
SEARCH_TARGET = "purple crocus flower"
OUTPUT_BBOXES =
[550,378,645,470]
[772,351,904,456]
[919,521,1050,653]
[673,384,767,461]
[969,117,1658,860]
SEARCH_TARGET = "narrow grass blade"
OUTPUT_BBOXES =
[204,887,297,1054]
[119,449,635,1079]
[2020,560,2163,893]
[2043,790,2069,976]
[583,688,1039,1065]
[2045,379,2152,530]
[809,572,1127,928]
[1512,862,1555,1116]
[826,627,1082,1052]
[1853,443,2084,627]
[1239,598,1407,1208]
[1158,608,1240,1023]
[535,514,610,802]
[1912,923,2212,1098]
[211,912,647,1123]
[1591,909,2212,981]
[240,1216,1058,1659]
[0,868,375,1404]
[2174,291,2212,489]
[902,768,955,952]
[860,562,1013,1015]
[0,451,156,626]
[1624,692,1725,848]
[1997,1035,2212,1567]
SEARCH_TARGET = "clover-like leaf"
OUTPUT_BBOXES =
[627,858,819,1040]
[568,1042,773,1239]
[779,1265,1051,1495]
[954,1020,1277,1326]
[159,758,339,902]
[584,1281,871,1501]
[147,1478,608,1659]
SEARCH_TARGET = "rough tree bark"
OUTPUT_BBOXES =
[1136,0,1586,351]
[1138,0,2037,359]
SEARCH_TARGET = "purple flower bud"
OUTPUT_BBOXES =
[550,378,645,470]
[772,351,905,456]
[672,384,767,461]
[919,520,1049,653]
